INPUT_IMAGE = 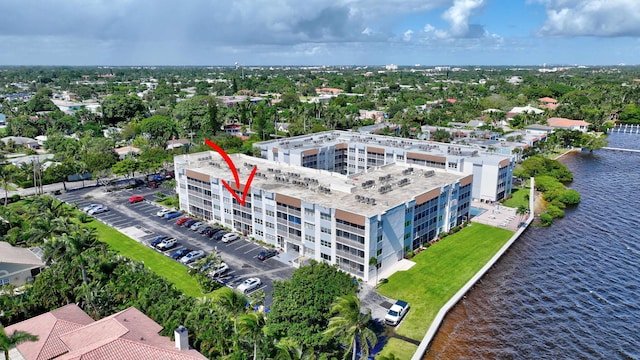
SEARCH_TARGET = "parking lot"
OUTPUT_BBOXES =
[56,185,294,305]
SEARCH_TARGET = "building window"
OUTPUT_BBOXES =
[304,222,315,230]
[377,248,383,256]
[305,208,315,217]
[321,226,332,234]
[305,234,316,242]
[256,230,264,236]
[266,210,275,217]
[377,234,383,243]
[255,218,263,225]
[321,253,331,261]
[321,239,332,248]
[266,222,274,229]
[320,212,331,221]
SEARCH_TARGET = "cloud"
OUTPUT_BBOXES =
[442,0,487,37]
[403,30,414,41]
[536,0,640,36]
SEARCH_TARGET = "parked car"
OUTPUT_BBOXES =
[221,233,239,243]
[147,181,159,188]
[190,222,204,231]
[180,250,205,264]
[212,231,229,241]
[257,249,278,261]
[171,248,192,260]
[82,203,101,213]
[209,262,229,278]
[156,238,177,250]
[129,195,145,203]
[385,300,410,326]
[183,219,198,228]
[164,211,183,220]
[176,217,192,226]
[198,226,213,235]
[149,174,164,182]
[87,204,109,215]
[237,277,261,294]
[205,227,223,237]
[156,208,176,217]
[150,235,170,247]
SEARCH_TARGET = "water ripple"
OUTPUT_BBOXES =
[425,133,640,360]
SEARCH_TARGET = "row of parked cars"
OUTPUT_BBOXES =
[149,235,206,264]
[168,212,241,243]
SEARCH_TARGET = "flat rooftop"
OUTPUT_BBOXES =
[176,152,466,217]
[255,130,499,158]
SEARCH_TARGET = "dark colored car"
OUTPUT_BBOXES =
[176,217,191,226]
[183,219,198,228]
[212,230,229,241]
[148,181,159,188]
[198,226,213,234]
[164,211,183,220]
[170,248,193,260]
[257,249,278,261]
[205,227,223,237]
[150,235,170,247]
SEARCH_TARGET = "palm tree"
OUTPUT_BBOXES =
[323,295,377,360]
[274,337,303,360]
[237,311,268,360]
[0,165,16,206]
[0,325,38,360]
[215,287,248,335]
[368,257,380,287]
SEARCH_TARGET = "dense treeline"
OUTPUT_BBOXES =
[0,196,376,359]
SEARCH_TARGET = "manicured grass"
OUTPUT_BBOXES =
[376,223,514,359]
[86,219,204,298]
[503,187,529,209]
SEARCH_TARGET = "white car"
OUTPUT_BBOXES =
[82,203,101,213]
[87,204,109,215]
[180,250,205,264]
[156,238,177,250]
[237,277,261,294]
[190,222,204,231]
[221,233,239,243]
[156,208,176,217]
[209,262,229,278]
[385,300,409,326]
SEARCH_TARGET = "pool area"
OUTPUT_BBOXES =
[469,207,487,217]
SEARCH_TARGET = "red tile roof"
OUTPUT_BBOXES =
[547,117,590,128]
[6,306,206,360]
[540,103,559,110]
[538,97,558,103]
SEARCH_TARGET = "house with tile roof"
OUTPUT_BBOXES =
[0,242,44,287]
[547,117,590,133]
[538,97,558,104]
[4,304,207,360]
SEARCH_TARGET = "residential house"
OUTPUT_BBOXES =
[114,145,141,159]
[166,138,192,151]
[1,136,39,149]
[4,304,207,360]
[314,87,344,95]
[358,110,385,123]
[509,105,544,115]
[547,117,590,132]
[0,242,44,287]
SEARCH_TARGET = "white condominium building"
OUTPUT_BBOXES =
[175,151,472,281]
[254,131,514,202]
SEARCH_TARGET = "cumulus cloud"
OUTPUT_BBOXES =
[403,30,414,41]
[416,0,491,42]
[536,0,640,36]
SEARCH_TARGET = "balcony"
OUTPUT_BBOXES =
[336,249,365,262]
[335,222,365,236]
[335,237,365,250]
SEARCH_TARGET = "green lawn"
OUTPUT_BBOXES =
[502,187,529,209]
[376,223,514,359]
[86,219,204,298]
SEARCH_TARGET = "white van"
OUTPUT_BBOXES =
[221,232,239,243]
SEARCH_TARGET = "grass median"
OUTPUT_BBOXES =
[376,223,514,359]
[86,219,204,298]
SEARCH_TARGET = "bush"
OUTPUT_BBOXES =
[546,204,565,218]
[557,189,581,206]
[539,213,553,226]
[405,251,415,259]
[535,175,564,192]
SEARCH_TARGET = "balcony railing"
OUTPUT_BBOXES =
[335,249,365,262]
[335,222,365,236]
[335,237,365,250]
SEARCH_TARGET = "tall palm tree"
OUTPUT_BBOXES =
[237,311,268,360]
[0,165,16,206]
[0,325,38,360]
[215,287,248,335]
[323,295,377,360]
[274,337,303,360]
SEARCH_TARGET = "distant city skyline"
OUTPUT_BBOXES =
[1,0,639,66]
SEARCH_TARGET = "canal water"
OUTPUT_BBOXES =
[425,133,640,359]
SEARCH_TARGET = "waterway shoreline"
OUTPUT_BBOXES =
[410,179,536,360]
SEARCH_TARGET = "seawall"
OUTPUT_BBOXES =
[411,178,536,360]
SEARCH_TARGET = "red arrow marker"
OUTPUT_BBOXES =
[205,139,257,206]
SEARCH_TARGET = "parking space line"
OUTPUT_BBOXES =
[244,247,260,254]
[235,242,253,250]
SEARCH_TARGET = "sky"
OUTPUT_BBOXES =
[1,0,640,66]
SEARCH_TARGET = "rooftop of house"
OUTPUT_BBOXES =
[114,145,141,154]
[547,117,590,127]
[538,97,558,103]
[176,152,468,217]
[5,304,207,360]
[0,242,44,266]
